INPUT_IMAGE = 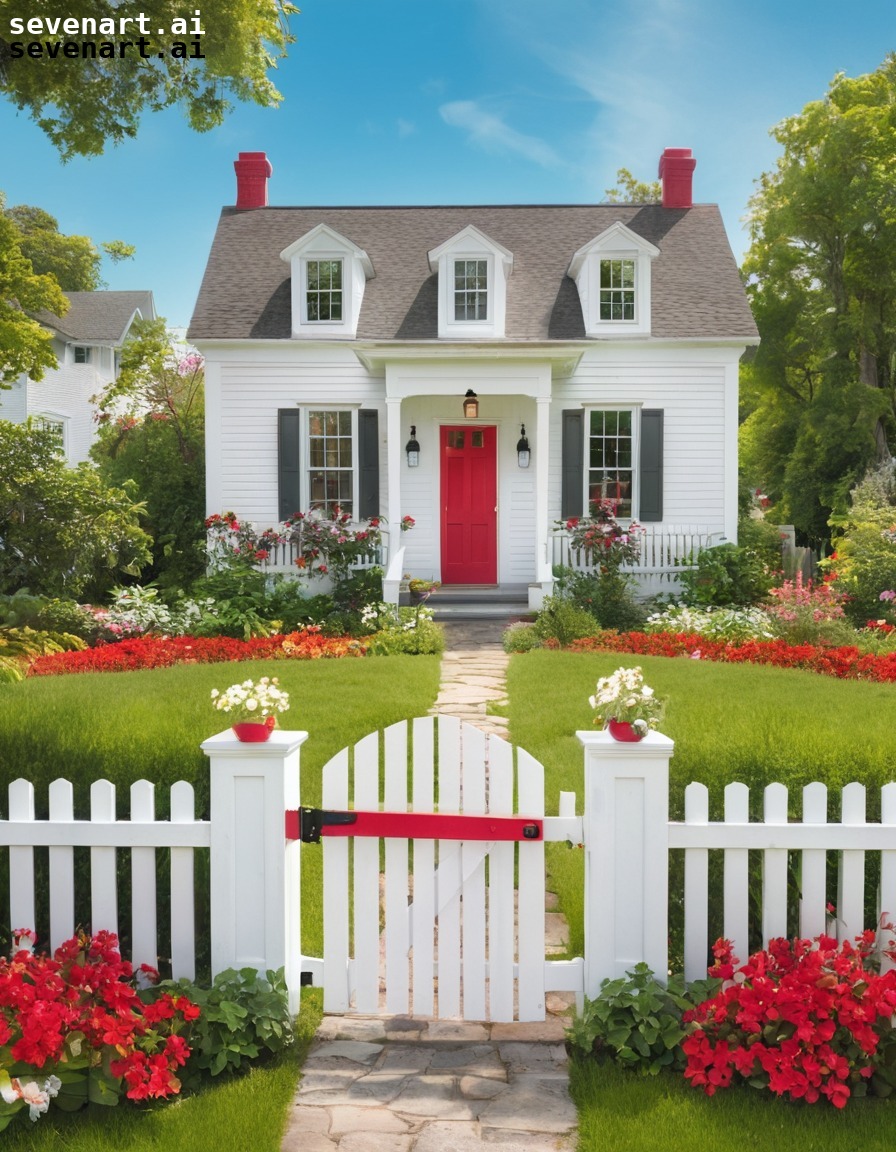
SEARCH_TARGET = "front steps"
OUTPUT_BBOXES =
[424,584,534,623]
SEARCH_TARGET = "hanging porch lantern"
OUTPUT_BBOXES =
[462,389,479,419]
[516,424,531,469]
[405,426,420,467]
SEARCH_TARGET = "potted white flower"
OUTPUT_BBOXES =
[588,666,664,742]
[211,677,290,742]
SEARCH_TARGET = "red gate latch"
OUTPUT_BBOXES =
[286,806,542,844]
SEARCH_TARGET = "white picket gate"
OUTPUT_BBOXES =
[317,715,582,1022]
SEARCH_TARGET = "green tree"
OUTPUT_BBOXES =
[0,420,151,597]
[5,203,134,290]
[0,0,297,159]
[741,55,896,545]
[0,210,68,385]
[91,318,205,589]
[604,168,662,203]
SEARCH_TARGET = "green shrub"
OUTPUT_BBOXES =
[503,622,541,653]
[162,966,294,1081]
[567,963,719,1075]
[367,607,444,655]
[677,542,776,607]
[533,596,602,647]
[829,462,896,625]
[565,569,647,631]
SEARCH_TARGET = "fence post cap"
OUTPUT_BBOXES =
[200,729,309,756]
[576,728,675,754]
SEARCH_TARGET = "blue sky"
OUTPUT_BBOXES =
[1,0,893,328]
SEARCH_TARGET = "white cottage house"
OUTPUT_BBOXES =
[190,150,757,604]
[0,290,156,464]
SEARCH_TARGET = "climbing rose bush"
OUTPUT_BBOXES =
[0,930,198,1131]
[682,933,896,1107]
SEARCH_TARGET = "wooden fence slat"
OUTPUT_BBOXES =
[487,736,515,1022]
[461,724,487,1021]
[353,732,381,1013]
[800,783,828,939]
[762,783,789,946]
[47,779,74,950]
[130,781,158,970]
[90,780,118,938]
[838,783,866,942]
[437,716,462,1018]
[384,721,409,1016]
[322,749,350,1012]
[170,781,197,980]
[683,782,709,983]
[880,784,896,973]
[411,717,436,1016]
[723,783,750,963]
[9,780,35,936]
[516,748,545,1021]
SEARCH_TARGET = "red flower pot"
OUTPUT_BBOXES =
[232,716,276,742]
[607,718,644,742]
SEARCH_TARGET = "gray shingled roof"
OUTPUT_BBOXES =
[188,205,757,342]
[34,290,156,343]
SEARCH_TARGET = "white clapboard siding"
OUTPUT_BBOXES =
[2,779,209,978]
[671,781,896,982]
[319,716,550,1021]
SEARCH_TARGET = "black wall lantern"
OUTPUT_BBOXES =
[516,424,531,469]
[405,425,420,467]
[462,389,479,419]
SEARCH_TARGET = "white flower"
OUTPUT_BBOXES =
[1,1075,60,1122]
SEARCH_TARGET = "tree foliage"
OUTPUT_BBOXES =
[91,318,206,589]
[5,203,135,290]
[0,420,151,597]
[0,0,297,159]
[0,209,68,385]
[741,55,896,544]
[604,168,662,203]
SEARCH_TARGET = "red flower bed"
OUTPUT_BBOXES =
[569,631,896,683]
[27,630,368,676]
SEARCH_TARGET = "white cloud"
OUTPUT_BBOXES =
[397,118,416,138]
[439,100,565,169]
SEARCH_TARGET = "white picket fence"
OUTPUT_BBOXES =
[3,727,895,1020]
[552,523,725,597]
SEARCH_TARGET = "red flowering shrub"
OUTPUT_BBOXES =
[682,933,896,1107]
[569,631,896,683]
[27,629,368,675]
[0,930,198,1130]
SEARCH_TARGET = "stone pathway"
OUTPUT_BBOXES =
[282,616,578,1151]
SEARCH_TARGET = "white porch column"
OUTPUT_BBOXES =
[203,728,307,1013]
[386,397,403,561]
[578,729,674,994]
[535,395,552,585]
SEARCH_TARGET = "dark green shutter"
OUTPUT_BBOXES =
[278,409,301,521]
[639,409,663,522]
[358,408,380,520]
[561,410,584,519]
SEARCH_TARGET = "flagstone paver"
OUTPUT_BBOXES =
[283,617,577,1151]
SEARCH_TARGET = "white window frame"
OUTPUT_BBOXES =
[72,345,92,364]
[280,224,373,339]
[583,406,640,521]
[302,257,345,326]
[304,407,358,516]
[568,222,659,338]
[453,256,489,322]
[32,413,69,457]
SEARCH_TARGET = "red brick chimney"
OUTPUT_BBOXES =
[658,148,695,209]
[234,152,273,209]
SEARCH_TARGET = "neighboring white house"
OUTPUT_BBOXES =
[0,290,156,464]
[190,150,758,600]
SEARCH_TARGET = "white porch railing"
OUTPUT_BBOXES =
[258,532,387,578]
[552,524,726,597]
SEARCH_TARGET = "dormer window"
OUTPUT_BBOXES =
[568,222,659,338]
[429,226,512,339]
[306,259,343,322]
[281,225,373,338]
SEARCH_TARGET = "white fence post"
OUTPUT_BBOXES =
[578,729,674,995]
[202,728,307,1014]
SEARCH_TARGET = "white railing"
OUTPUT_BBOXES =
[552,524,726,597]
[259,534,386,577]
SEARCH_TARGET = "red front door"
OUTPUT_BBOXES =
[440,425,497,584]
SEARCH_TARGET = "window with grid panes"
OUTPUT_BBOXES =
[308,410,353,514]
[588,410,633,517]
[306,259,343,321]
[599,259,635,321]
[454,259,488,321]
